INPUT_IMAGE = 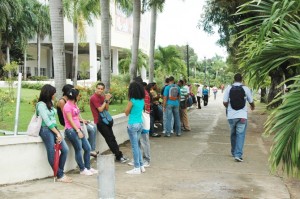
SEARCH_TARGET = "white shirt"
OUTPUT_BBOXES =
[223,82,253,119]
[197,86,202,97]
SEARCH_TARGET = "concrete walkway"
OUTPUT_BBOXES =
[0,91,291,199]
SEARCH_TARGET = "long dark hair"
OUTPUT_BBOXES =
[62,84,74,96]
[128,82,145,100]
[38,84,56,110]
[66,88,79,102]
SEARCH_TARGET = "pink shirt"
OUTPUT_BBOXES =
[63,101,81,130]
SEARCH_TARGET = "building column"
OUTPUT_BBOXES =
[112,48,119,75]
[48,48,53,78]
[89,22,98,82]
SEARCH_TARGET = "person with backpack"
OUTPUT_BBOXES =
[223,73,255,162]
[163,76,181,137]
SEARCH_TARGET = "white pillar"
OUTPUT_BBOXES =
[48,49,53,78]
[141,67,147,81]
[89,23,98,82]
[112,48,119,75]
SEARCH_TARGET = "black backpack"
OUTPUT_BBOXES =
[229,85,246,110]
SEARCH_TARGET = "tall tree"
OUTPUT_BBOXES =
[49,0,66,98]
[33,2,51,77]
[64,0,100,86]
[148,0,165,82]
[129,0,141,81]
[100,0,132,91]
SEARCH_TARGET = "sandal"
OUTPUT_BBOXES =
[90,151,99,158]
[56,175,73,183]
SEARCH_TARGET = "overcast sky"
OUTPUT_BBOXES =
[156,0,227,61]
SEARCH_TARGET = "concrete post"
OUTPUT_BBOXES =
[98,154,115,199]
[14,73,22,136]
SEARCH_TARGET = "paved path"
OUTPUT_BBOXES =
[0,91,291,199]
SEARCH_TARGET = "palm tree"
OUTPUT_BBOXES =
[119,49,148,75]
[63,0,100,86]
[148,0,165,83]
[236,0,300,177]
[0,0,22,66]
[154,46,186,79]
[100,0,132,90]
[129,0,141,81]
[33,2,51,78]
[49,0,66,98]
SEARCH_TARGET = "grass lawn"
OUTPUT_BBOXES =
[0,88,127,132]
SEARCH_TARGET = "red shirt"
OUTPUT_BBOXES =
[144,90,150,113]
[90,93,104,124]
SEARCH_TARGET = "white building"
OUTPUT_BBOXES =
[24,3,150,82]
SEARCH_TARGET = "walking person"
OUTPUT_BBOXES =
[124,82,145,174]
[63,88,98,175]
[163,76,181,137]
[202,85,209,106]
[212,86,218,100]
[37,84,72,183]
[196,84,202,109]
[223,73,255,162]
[89,83,128,163]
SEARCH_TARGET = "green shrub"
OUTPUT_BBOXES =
[22,82,44,90]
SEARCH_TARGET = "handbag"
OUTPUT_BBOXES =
[27,103,42,137]
[142,112,150,134]
[99,110,114,127]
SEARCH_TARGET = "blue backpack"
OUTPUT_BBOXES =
[99,110,114,127]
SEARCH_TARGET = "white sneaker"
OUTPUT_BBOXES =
[80,168,93,176]
[140,166,146,173]
[171,130,174,134]
[126,168,141,175]
[143,161,150,167]
[127,160,134,166]
[162,130,165,134]
[89,168,98,174]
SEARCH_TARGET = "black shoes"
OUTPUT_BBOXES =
[150,133,161,137]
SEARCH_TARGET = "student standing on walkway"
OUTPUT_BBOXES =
[124,82,145,174]
[223,73,255,162]
[178,80,191,131]
[196,84,202,109]
[202,85,209,106]
[37,84,72,183]
[90,83,128,163]
[163,76,181,137]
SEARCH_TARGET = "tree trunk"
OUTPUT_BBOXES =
[130,0,141,82]
[6,46,11,78]
[101,0,111,91]
[49,0,66,98]
[267,69,284,109]
[72,22,79,86]
[148,4,157,83]
[37,34,41,76]
[260,87,267,103]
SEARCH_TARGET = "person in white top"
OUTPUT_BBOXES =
[196,84,202,109]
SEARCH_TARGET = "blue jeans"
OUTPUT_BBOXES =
[65,128,91,171]
[86,123,97,151]
[166,104,181,135]
[127,123,143,168]
[39,126,69,179]
[140,133,150,162]
[228,118,248,158]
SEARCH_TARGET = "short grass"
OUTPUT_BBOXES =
[0,88,127,132]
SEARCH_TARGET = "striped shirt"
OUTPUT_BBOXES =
[180,86,188,101]
[144,90,150,113]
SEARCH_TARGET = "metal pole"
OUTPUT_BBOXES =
[186,44,189,82]
[204,57,206,83]
[14,73,22,136]
[98,154,115,199]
